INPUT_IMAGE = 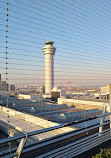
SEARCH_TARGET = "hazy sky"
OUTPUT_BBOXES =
[1,0,111,87]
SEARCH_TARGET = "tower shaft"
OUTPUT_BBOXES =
[45,54,54,94]
[42,41,56,94]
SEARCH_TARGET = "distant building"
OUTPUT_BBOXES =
[0,81,7,91]
[106,84,111,92]
[0,74,15,92]
[51,87,66,102]
[87,89,96,93]
[100,84,111,93]
[9,84,15,92]
[100,86,107,93]
[36,85,45,94]
[0,81,15,92]
[18,93,43,102]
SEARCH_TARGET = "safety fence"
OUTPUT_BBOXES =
[0,112,110,158]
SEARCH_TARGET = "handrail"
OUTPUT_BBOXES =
[37,128,110,157]
[3,121,111,158]
[0,112,110,145]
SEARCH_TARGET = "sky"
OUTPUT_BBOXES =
[1,0,111,87]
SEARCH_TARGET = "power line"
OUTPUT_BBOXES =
[10,0,111,32]
[1,2,111,41]
[0,10,110,44]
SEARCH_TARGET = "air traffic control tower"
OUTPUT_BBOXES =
[42,41,56,94]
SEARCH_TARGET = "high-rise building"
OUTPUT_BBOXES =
[42,41,56,94]
[0,81,7,91]
[0,74,15,92]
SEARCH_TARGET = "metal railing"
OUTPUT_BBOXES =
[0,112,111,158]
[37,128,111,158]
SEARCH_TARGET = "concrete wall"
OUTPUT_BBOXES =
[18,94,31,100]
[31,94,43,102]
[58,98,106,106]
[58,98,107,106]
[18,94,43,102]
[58,98,109,111]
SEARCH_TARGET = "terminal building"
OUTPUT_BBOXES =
[51,87,66,102]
